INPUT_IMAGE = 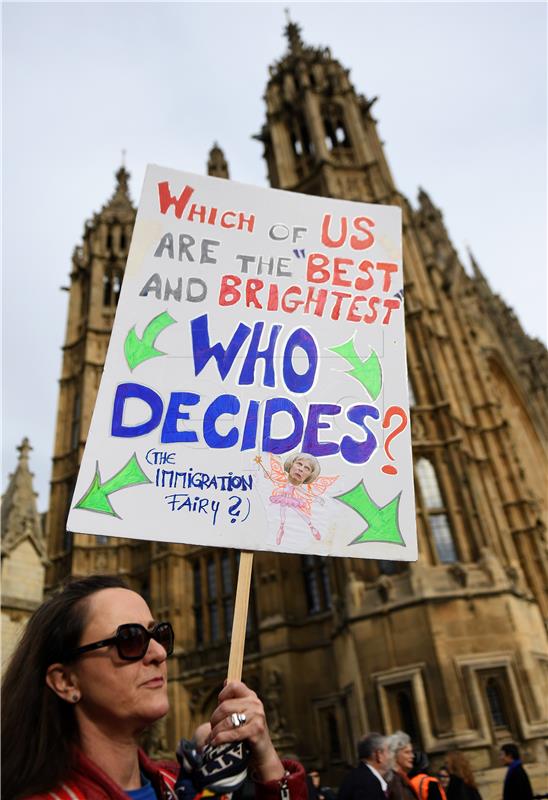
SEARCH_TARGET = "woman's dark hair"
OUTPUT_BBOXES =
[1,573,130,799]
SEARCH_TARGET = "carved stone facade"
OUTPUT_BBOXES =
[1,439,47,667]
[42,23,547,799]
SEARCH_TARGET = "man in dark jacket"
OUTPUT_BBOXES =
[338,733,390,800]
[500,743,533,800]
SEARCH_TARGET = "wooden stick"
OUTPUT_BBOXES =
[227,550,254,681]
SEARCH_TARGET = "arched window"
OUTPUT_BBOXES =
[71,390,81,451]
[416,458,457,563]
[378,560,401,575]
[192,551,255,647]
[290,114,312,159]
[486,678,508,728]
[408,373,416,407]
[103,266,123,307]
[397,689,420,745]
[207,557,220,642]
[221,551,234,637]
[193,561,204,645]
[322,106,351,150]
[291,132,303,156]
[302,555,332,614]
[64,478,76,553]
[79,276,90,319]
[327,710,341,758]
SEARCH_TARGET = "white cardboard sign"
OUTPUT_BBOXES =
[67,165,417,560]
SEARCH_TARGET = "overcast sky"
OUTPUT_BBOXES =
[2,1,546,512]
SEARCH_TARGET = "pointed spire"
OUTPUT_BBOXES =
[418,187,436,213]
[467,246,485,281]
[17,436,32,467]
[101,162,133,215]
[1,438,45,553]
[207,143,230,179]
[115,164,129,195]
[284,9,304,55]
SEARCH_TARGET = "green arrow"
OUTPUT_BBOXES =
[335,480,405,546]
[74,455,151,517]
[328,338,382,400]
[124,311,176,371]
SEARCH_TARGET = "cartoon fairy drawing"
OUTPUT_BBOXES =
[255,453,338,545]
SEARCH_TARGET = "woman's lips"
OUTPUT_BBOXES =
[142,676,164,688]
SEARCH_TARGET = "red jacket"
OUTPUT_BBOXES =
[23,749,307,800]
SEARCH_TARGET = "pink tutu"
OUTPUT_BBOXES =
[270,495,306,509]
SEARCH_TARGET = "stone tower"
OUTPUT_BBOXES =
[250,20,548,783]
[45,166,142,589]
[1,438,47,666]
[43,21,547,795]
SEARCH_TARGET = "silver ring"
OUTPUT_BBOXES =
[231,712,242,728]
[237,712,246,725]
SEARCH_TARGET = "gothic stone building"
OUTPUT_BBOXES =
[44,23,547,796]
[2,439,47,667]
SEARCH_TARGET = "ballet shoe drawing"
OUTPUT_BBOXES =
[309,524,321,541]
[276,523,285,545]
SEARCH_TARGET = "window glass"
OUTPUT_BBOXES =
[430,514,457,563]
[416,458,444,508]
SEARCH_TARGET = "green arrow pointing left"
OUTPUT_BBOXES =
[124,311,176,371]
[335,480,405,546]
[74,455,151,517]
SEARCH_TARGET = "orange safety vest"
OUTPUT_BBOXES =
[409,774,447,800]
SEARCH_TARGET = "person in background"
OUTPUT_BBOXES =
[444,752,483,800]
[436,768,450,796]
[499,743,533,800]
[386,732,417,800]
[306,769,336,800]
[338,732,391,800]
[1,574,307,800]
[408,751,445,800]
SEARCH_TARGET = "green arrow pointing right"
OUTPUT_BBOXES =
[335,480,405,546]
[328,337,382,400]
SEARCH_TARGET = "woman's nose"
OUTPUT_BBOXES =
[144,636,168,662]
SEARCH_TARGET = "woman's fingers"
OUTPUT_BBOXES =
[217,680,253,702]
[208,680,285,782]
[209,712,266,747]
[209,694,266,746]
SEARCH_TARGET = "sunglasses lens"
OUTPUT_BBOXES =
[155,623,174,655]
[117,625,147,660]
[115,622,174,660]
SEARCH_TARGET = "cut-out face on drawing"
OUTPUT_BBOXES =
[287,456,315,486]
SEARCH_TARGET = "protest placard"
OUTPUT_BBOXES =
[67,165,416,562]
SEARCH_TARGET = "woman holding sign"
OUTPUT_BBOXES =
[1,574,306,800]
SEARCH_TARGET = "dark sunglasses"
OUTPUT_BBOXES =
[65,621,174,662]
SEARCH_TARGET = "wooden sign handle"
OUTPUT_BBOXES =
[227,550,254,681]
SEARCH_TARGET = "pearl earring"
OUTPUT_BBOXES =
[72,693,80,703]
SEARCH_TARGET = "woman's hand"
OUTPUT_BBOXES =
[208,680,285,782]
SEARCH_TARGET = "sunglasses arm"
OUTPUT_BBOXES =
[65,636,118,661]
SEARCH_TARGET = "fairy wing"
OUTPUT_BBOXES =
[295,474,339,517]
[308,474,338,497]
[269,454,287,491]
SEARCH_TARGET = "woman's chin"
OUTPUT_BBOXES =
[141,698,170,727]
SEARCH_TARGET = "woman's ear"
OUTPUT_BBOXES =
[46,663,81,704]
